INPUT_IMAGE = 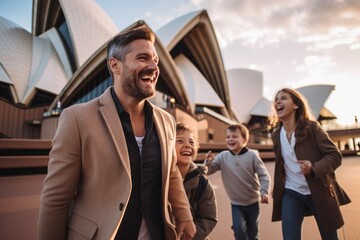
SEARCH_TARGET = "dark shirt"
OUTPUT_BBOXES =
[111,88,164,240]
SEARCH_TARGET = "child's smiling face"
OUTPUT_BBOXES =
[176,130,196,166]
[226,129,246,154]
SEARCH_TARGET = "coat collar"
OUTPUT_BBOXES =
[99,87,170,184]
[99,87,131,178]
[152,106,170,186]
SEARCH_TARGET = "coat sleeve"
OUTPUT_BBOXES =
[193,179,218,240]
[310,121,342,177]
[205,152,222,175]
[38,108,82,240]
[167,117,193,223]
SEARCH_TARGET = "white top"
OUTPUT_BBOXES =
[135,136,144,154]
[135,136,152,240]
[280,127,311,195]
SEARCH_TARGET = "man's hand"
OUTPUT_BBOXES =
[176,220,196,240]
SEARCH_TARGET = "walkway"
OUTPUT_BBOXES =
[0,156,359,240]
[208,155,360,240]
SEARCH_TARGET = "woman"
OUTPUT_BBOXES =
[269,88,350,240]
[176,123,218,240]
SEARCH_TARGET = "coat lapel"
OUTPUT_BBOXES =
[152,108,169,183]
[99,88,131,178]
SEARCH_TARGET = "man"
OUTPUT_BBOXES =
[38,25,195,240]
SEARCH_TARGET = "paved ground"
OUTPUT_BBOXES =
[208,155,360,240]
[0,155,359,240]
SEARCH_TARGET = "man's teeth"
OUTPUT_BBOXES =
[141,76,154,81]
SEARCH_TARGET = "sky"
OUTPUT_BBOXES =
[1,0,360,126]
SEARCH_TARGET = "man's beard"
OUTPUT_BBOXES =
[122,69,156,101]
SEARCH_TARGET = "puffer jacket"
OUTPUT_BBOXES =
[183,162,218,240]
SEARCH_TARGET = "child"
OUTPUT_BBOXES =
[205,124,270,240]
[176,123,218,240]
[269,88,350,240]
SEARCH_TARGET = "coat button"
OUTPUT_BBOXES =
[119,203,124,211]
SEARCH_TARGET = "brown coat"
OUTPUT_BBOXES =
[38,88,192,240]
[271,120,350,233]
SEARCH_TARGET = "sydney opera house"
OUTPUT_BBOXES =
[0,0,340,147]
[1,1,359,238]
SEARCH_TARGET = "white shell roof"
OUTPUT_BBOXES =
[247,85,336,120]
[32,38,68,92]
[296,84,335,120]
[251,98,272,117]
[0,63,11,84]
[320,106,337,119]
[0,17,68,104]
[60,0,118,67]
[41,28,73,79]
[0,17,33,102]
[175,54,224,108]
[156,10,231,117]
[0,0,120,106]
[156,10,202,50]
[227,68,263,123]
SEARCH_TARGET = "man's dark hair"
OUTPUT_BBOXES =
[107,25,155,73]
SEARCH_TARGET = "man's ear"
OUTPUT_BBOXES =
[109,57,122,75]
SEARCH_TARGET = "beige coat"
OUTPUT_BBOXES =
[38,88,192,240]
[271,120,350,233]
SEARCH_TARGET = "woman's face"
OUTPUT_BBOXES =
[274,91,298,121]
[176,130,197,166]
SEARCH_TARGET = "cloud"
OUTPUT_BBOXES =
[350,43,360,49]
[186,0,360,49]
[294,55,336,76]
[299,26,360,50]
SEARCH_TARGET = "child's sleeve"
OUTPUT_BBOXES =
[205,152,222,175]
[254,153,271,195]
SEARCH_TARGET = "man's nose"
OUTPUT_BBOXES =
[148,60,159,70]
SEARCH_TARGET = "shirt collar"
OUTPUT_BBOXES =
[110,87,153,117]
[230,147,249,155]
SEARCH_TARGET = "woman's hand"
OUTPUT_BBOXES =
[298,160,312,175]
